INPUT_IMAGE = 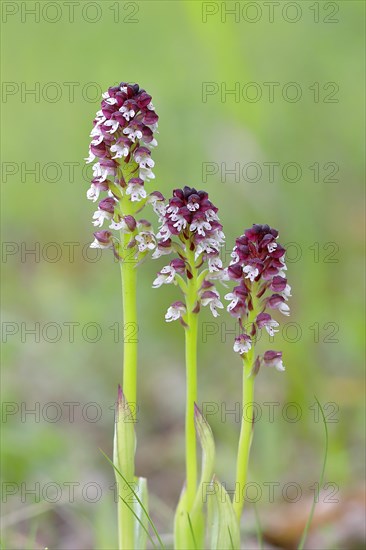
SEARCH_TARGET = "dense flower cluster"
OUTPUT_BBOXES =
[85,82,159,254]
[153,186,225,323]
[225,224,291,371]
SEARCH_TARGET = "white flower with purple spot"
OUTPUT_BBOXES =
[92,209,112,227]
[208,255,222,272]
[126,179,147,202]
[87,184,100,202]
[233,334,252,355]
[165,301,186,322]
[201,290,224,318]
[256,313,279,336]
[153,266,176,288]
[225,292,239,312]
[243,264,259,282]
[135,232,156,253]
[110,142,129,159]
[189,218,212,236]
[104,119,119,134]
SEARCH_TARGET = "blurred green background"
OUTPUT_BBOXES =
[1,1,365,548]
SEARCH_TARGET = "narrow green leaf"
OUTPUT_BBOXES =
[208,478,240,550]
[228,526,234,549]
[192,404,215,516]
[297,396,328,550]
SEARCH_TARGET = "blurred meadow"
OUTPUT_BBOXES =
[1,1,365,548]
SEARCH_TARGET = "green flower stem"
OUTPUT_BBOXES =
[233,351,255,520]
[117,228,138,550]
[121,258,138,412]
[185,306,198,509]
[184,249,199,510]
[233,288,259,521]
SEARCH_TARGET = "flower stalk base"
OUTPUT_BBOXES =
[233,353,255,520]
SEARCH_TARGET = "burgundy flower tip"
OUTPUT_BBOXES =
[267,294,290,316]
[170,258,186,273]
[256,312,271,325]
[201,279,214,289]
[194,402,202,418]
[263,350,285,371]
[90,229,115,250]
[172,300,185,308]
[264,350,282,361]
[98,197,116,213]
[270,275,286,291]
[228,263,242,279]
[95,230,110,241]
[138,218,152,228]
[201,290,218,300]
[123,215,137,232]
[245,224,278,243]
[143,110,159,125]
[252,356,261,376]
[157,239,171,249]
[117,384,123,404]
[128,177,144,185]
[149,190,165,201]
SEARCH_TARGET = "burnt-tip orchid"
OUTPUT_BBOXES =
[152,185,225,549]
[85,82,160,550]
[224,223,291,521]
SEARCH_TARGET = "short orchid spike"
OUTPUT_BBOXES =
[225,223,291,371]
[152,186,226,322]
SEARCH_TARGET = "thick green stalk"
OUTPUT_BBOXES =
[233,352,255,519]
[184,251,199,510]
[116,247,138,550]
[185,305,198,509]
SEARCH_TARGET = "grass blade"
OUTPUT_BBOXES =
[119,492,157,549]
[297,396,328,550]
[187,513,198,550]
[100,449,165,549]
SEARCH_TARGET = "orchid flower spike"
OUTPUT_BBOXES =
[86,82,159,263]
